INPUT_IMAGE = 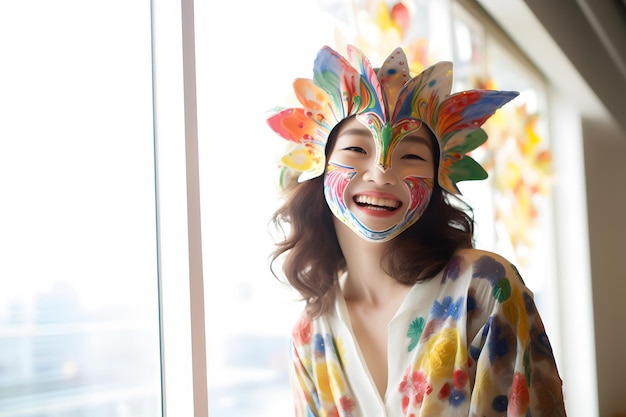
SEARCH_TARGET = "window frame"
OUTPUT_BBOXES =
[151,0,208,415]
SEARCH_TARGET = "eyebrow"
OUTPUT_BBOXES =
[401,135,433,148]
[337,127,371,137]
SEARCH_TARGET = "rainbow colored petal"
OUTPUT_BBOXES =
[266,45,519,193]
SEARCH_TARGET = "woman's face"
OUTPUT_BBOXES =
[323,117,435,242]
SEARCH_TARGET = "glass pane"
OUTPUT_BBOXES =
[451,2,555,320]
[0,2,162,416]
[195,0,329,414]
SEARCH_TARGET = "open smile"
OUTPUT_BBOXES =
[354,195,402,212]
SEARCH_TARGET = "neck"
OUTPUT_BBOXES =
[334,219,409,306]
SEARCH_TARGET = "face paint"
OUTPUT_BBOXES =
[323,116,436,242]
[324,162,434,242]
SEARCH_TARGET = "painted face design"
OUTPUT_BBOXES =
[323,118,435,242]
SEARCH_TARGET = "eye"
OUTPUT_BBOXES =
[401,153,426,161]
[344,146,367,154]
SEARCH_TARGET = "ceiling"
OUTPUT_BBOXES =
[479,0,626,133]
[529,0,626,129]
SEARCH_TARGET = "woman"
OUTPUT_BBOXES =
[267,44,566,416]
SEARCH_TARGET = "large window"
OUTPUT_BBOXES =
[0,1,566,416]
[0,2,161,416]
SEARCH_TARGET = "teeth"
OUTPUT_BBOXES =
[355,195,400,209]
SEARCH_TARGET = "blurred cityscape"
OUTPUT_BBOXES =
[208,334,292,416]
[0,283,294,417]
[0,284,161,417]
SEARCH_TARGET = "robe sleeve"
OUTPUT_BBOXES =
[467,254,567,416]
[289,338,320,417]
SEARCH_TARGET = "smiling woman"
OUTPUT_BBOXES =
[266,43,566,417]
[193,0,571,415]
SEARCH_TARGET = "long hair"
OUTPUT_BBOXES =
[270,175,344,318]
[269,127,475,318]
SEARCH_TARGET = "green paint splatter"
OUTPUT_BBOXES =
[407,317,425,352]
[493,278,512,302]
[524,347,532,386]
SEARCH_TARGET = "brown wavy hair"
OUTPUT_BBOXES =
[269,127,475,318]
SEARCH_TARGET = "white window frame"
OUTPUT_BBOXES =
[151,0,208,415]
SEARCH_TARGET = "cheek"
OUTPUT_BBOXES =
[324,163,356,207]
[404,176,434,211]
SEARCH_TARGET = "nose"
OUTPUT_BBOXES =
[362,163,397,185]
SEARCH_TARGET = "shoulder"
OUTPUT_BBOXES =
[450,249,537,331]
[453,247,513,266]
[290,309,335,349]
[448,248,529,293]
[451,248,521,277]
[291,312,315,348]
[290,309,345,369]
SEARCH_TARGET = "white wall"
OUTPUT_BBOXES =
[478,0,626,416]
[582,118,626,417]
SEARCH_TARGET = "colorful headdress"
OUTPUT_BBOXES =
[267,45,519,194]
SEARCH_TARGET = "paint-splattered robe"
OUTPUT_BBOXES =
[289,249,566,416]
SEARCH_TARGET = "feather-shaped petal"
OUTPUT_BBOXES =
[267,108,329,145]
[313,46,363,123]
[376,47,412,117]
[346,45,386,120]
[393,61,453,121]
[444,128,488,154]
[446,155,488,184]
[436,90,519,142]
[293,78,334,130]
[438,130,490,193]
[280,143,325,182]
[439,153,488,194]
